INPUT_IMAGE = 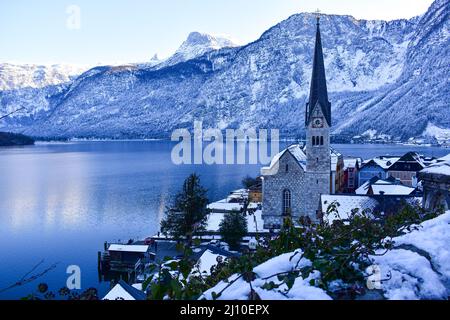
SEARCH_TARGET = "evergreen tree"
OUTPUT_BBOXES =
[219,211,248,250]
[160,174,209,245]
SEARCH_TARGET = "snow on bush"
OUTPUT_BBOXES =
[202,211,450,300]
[201,250,331,300]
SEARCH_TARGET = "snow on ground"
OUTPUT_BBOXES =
[393,211,450,283]
[370,249,447,300]
[371,210,450,300]
[201,249,331,300]
[202,211,450,300]
[207,209,267,233]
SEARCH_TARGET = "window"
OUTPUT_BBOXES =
[285,164,289,173]
[312,136,316,146]
[283,189,291,216]
[320,136,324,145]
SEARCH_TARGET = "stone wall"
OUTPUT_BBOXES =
[420,172,450,211]
[262,152,307,229]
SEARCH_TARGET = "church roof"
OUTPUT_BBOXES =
[306,18,331,127]
[261,144,306,175]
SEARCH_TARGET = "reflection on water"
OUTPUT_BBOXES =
[0,141,448,299]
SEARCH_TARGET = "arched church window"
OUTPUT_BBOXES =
[283,189,291,216]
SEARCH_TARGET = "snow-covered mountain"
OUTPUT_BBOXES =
[160,32,238,67]
[0,0,448,141]
[0,63,88,91]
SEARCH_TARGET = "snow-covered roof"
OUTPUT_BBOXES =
[438,153,450,162]
[207,202,242,212]
[421,159,450,176]
[261,144,306,175]
[343,158,361,170]
[108,244,149,253]
[103,280,147,300]
[370,184,415,195]
[371,156,400,169]
[355,180,373,195]
[321,195,378,221]
[356,178,415,195]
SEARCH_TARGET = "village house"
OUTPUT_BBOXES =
[358,156,400,186]
[386,152,426,187]
[343,158,361,193]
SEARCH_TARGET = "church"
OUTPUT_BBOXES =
[261,17,333,229]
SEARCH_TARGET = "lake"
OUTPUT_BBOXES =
[0,141,448,299]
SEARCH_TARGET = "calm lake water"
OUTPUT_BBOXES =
[0,141,448,299]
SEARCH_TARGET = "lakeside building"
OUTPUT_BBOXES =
[386,152,426,187]
[358,153,438,188]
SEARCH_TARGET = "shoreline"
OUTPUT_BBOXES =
[29,138,448,148]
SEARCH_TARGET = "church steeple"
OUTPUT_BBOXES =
[305,16,331,127]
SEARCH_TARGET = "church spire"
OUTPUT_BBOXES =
[305,15,331,127]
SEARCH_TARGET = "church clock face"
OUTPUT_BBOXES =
[312,117,324,128]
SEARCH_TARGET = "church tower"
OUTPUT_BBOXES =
[305,16,331,218]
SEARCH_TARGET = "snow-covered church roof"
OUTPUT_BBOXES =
[261,144,344,176]
[261,144,306,175]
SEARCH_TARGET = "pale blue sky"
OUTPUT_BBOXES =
[0,0,434,65]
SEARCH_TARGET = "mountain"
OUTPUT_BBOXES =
[0,63,88,91]
[0,0,448,141]
[157,32,238,68]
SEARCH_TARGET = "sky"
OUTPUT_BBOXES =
[0,0,435,66]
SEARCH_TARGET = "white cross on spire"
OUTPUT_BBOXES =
[315,8,321,24]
